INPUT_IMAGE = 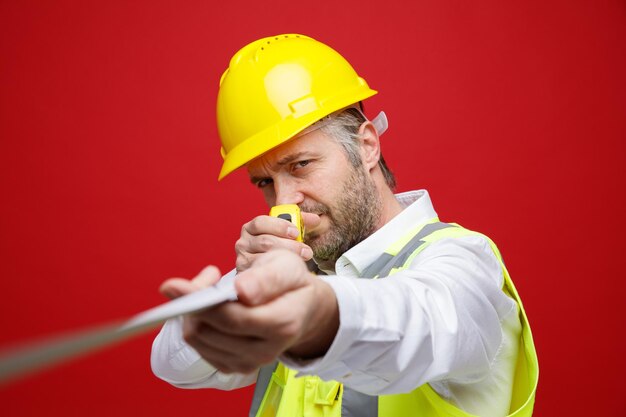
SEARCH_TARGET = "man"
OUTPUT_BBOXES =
[151,34,538,417]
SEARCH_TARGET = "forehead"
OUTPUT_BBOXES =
[246,128,343,173]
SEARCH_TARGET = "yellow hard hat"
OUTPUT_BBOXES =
[216,34,377,180]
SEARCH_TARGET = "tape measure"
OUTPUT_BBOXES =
[269,204,304,242]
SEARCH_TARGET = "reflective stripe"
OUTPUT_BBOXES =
[341,386,377,417]
[361,222,453,278]
[249,363,279,417]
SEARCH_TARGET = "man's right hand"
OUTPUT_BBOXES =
[235,213,320,272]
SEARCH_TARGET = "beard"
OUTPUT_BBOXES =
[301,165,382,268]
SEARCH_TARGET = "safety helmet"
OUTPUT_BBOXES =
[216,34,377,180]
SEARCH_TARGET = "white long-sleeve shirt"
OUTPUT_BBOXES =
[151,190,522,417]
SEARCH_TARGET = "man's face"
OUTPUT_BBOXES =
[247,129,382,267]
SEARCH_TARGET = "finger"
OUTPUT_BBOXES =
[186,319,262,356]
[183,319,265,373]
[193,327,278,366]
[187,316,286,367]
[244,234,312,260]
[301,211,321,229]
[159,266,223,299]
[235,250,311,306]
[236,240,311,273]
[235,251,256,273]
[191,301,254,335]
[159,278,197,299]
[194,282,323,358]
[197,295,305,342]
[190,345,259,375]
[244,215,300,240]
[182,336,252,374]
[183,316,250,354]
[191,265,222,288]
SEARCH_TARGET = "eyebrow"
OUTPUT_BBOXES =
[249,151,311,185]
[276,151,309,166]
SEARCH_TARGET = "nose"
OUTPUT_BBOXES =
[274,178,304,206]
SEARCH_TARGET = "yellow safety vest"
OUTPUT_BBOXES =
[250,220,539,417]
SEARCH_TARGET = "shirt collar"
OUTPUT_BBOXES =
[321,189,438,277]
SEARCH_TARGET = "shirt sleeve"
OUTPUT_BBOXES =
[150,269,257,390]
[280,235,518,395]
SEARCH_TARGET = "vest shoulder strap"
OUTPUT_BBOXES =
[361,219,453,278]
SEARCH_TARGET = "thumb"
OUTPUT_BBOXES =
[301,212,321,230]
[159,265,222,299]
[159,278,196,299]
[190,265,222,288]
[235,250,310,306]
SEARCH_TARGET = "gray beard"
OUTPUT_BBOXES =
[302,166,382,269]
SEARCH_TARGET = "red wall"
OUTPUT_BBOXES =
[1,1,625,415]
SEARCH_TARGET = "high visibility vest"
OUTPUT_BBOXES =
[249,220,539,417]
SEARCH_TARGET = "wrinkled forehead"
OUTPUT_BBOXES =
[245,128,341,174]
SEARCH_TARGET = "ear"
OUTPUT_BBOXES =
[357,121,381,172]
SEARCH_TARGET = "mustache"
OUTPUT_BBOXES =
[299,202,330,216]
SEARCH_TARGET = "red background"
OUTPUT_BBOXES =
[1,1,625,415]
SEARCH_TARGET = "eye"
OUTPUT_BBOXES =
[256,178,273,188]
[294,160,311,169]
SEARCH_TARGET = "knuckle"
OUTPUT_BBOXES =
[236,254,252,271]
[235,258,245,271]
[257,236,274,251]
[247,217,261,233]
[234,238,246,254]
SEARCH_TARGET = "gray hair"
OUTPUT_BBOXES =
[320,108,397,190]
